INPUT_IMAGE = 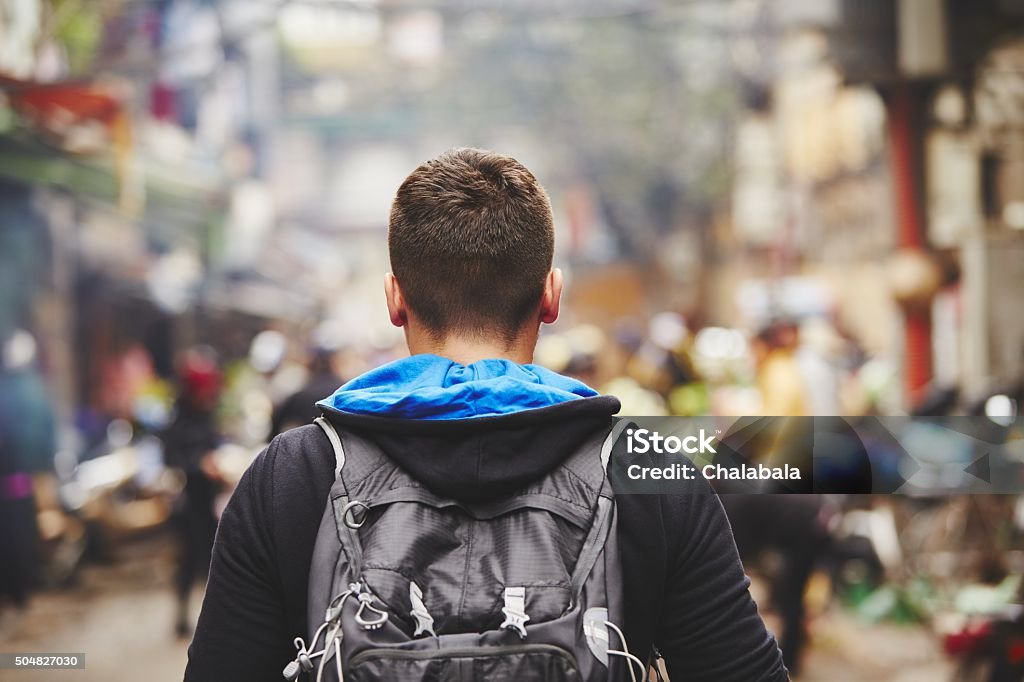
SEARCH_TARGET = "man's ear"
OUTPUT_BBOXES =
[384,273,408,328]
[539,268,563,325]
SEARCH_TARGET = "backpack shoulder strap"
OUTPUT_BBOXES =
[557,417,629,502]
[565,418,628,598]
[314,415,345,477]
[600,418,629,472]
[310,415,368,591]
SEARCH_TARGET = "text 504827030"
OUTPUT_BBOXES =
[0,653,85,669]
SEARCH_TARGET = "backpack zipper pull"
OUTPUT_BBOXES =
[353,583,389,630]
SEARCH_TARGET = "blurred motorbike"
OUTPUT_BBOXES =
[826,497,891,598]
[56,420,259,560]
[32,472,89,586]
[941,578,1024,682]
[60,422,184,559]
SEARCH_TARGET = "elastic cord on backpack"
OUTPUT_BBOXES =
[286,588,356,682]
[604,620,646,682]
[333,636,343,680]
[315,621,343,682]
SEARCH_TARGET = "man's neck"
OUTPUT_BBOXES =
[406,331,536,366]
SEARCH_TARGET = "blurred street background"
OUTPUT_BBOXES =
[2,0,1024,679]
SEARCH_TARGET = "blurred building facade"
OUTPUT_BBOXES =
[2,0,1024,428]
[725,0,1024,411]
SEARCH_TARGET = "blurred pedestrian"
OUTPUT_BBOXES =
[0,331,55,611]
[722,495,833,677]
[795,318,844,416]
[0,434,38,610]
[269,342,344,437]
[754,320,808,416]
[162,347,223,637]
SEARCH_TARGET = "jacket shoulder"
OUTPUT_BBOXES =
[266,423,335,461]
[255,424,337,497]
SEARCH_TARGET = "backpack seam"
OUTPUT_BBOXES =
[361,563,574,591]
[525,489,592,513]
[372,484,590,513]
[456,519,476,631]
[558,464,601,503]
[344,455,398,494]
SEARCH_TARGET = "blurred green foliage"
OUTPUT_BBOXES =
[49,0,104,74]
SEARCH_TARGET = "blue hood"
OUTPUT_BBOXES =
[317,354,598,420]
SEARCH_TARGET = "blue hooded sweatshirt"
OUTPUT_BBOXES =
[317,354,598,420]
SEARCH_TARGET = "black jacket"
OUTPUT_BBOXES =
[184,396,788,681]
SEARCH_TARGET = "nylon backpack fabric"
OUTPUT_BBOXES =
[294,415,629,682]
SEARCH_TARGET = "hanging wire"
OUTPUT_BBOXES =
[604,619,646,682]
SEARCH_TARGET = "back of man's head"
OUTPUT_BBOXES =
[388,148,555,343]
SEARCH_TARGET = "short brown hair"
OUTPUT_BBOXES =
[388,148,555,341]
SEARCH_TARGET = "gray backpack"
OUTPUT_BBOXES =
[281,416,638,681]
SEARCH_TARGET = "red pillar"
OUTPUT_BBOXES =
[887,84,933,405]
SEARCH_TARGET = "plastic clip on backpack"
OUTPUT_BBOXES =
[284,416,640,682]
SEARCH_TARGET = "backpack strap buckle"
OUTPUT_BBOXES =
[409,582,436,637]
[500,586,530,638]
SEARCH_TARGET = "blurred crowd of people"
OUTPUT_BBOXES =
[0,306,1009,594]
[0,324,388,633]
[537,312,885,420]
[2,308,1023,679]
